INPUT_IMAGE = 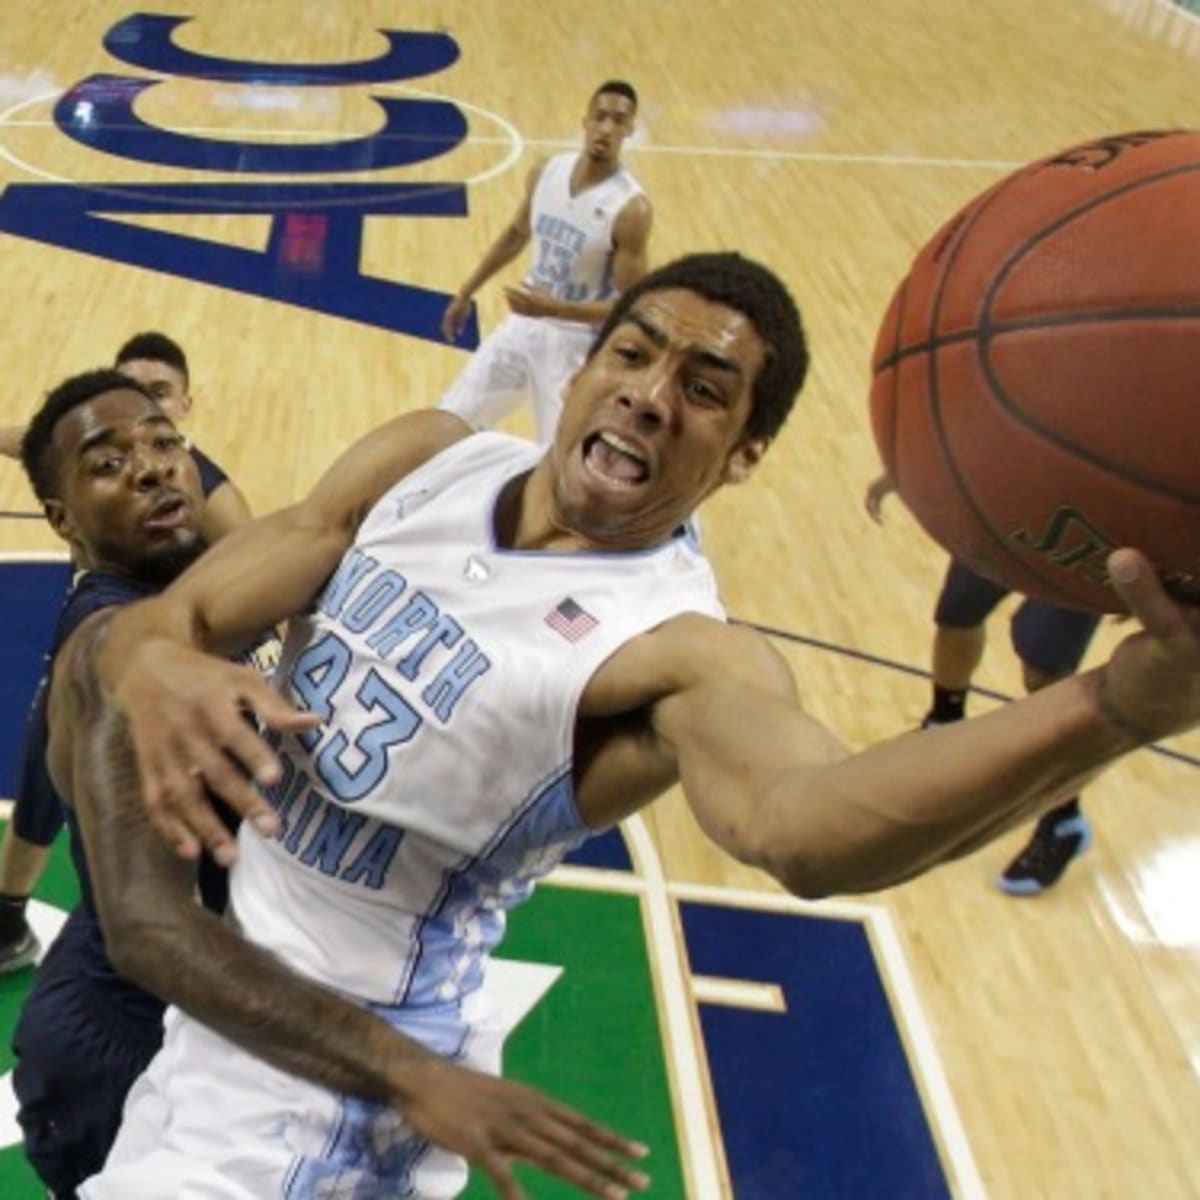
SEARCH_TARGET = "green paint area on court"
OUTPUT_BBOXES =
[0,825,80,1198]
[0,833,682,1198]
[464,883,685,1197]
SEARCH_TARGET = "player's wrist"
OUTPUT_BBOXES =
[1088,669,1158,747]
[382,1042,450,1108]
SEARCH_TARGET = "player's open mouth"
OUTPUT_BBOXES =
[144,494,189,529]
[583,431,650,488]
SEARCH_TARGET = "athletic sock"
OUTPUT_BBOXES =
[0,892,29,943]
[927,686,967,725]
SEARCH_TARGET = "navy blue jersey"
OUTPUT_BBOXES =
[13,568,275,1195]
[48,569,252,916]
[12,572,161,850]
[189,444,229,499]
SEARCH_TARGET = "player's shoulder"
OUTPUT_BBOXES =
[615,190,653,230]
[584,611,789,716]
[526,154,555,189]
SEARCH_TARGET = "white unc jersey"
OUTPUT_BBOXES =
[525,151,644,305]
[231,433,722,1022]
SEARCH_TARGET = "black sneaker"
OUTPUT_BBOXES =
[0,922,41,973]
[997,814,1093,896]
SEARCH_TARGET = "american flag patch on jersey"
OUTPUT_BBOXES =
[545,597,599,642]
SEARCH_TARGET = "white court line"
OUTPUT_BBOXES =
[621,815,725,1199]
[0,84,524,189]
[0,113,1020,175]
[669,880,985,1199]
[550,869,987,1200]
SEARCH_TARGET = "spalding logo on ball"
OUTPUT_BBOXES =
[870,129,1200,614]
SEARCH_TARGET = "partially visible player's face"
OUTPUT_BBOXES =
[117,357,192,424]
[46,388,205,579]
[582,92,637,163]
[550,288,768,545]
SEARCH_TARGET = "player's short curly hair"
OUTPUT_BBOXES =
[589,252,809,443]
[114,331,189,384]
[593,80,638,110]
[22,368,154,501]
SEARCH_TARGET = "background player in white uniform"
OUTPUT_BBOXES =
[60,254,1200,1198]
[440,80,652,445]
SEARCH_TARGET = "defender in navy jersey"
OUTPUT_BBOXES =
[0,437,232,971]
[7,372,233,1196]
[17,370,648,1200]
[440,80,652,444]
[83,253,1200,1198]
[11,571,238,1198]
[0,331,251,973]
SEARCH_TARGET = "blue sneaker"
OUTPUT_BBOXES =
[997,814,1093,896]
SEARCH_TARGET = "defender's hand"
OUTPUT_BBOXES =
[113,639,318,863]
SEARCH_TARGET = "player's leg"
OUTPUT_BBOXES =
[924,559,1008,727]
[0,684,65,972]
[528,323,594,445]
[12,912,161,1198]
[0,832,48,970]
[437,315,534,432]
[997,603,1101,895]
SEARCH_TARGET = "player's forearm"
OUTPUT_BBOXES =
[754,670,1134,896]
[81,710,436,1108]
[98,507,346,689]
[109,891,435,1102]
[542,297,616,325]
[199,479,253,544]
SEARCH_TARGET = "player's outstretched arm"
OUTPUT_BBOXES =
[53,615,650,1200]
[441,162,541,342]
[648,551,1200,897]
[96,409,470,861]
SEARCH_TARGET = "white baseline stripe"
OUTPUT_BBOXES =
[568,873,985,1199]
[861,906,986,1200]
[623,815,725,1199]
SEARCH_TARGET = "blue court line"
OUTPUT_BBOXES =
[734,617,1200,771]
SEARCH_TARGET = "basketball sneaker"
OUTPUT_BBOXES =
[919,712,963,731]
[997,813,1093,896]
[0,921,41,973]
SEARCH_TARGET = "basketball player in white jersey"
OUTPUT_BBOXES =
[69,253,1200,1198]
[439,80,652,444]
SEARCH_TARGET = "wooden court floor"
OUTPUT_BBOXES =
[0,1,1198,1196]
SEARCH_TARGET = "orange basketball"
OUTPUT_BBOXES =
[870,130,1200,613]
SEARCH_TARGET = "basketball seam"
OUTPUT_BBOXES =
[922,160,1093,604]
[978,158,1200,507]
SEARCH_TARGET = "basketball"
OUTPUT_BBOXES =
[869,129,1200,613]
